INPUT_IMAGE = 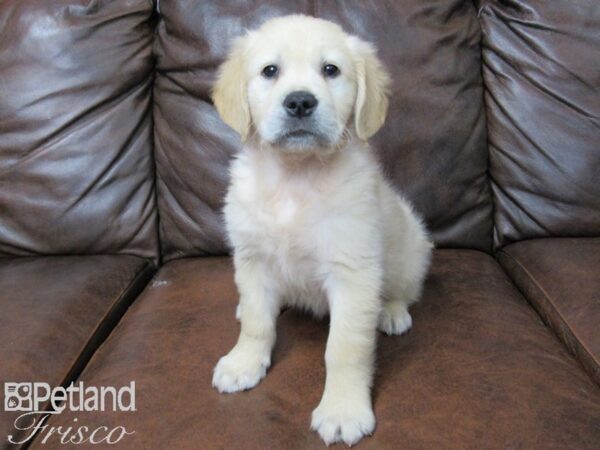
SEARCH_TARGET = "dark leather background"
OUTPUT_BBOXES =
[479,0,600,248]
[2,0,598,257]
[0,0,158,259]
[153,0,493,260]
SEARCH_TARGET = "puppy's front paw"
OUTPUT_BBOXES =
[378,301,412,335]
[311,398,375,446]
[212,348,270,393]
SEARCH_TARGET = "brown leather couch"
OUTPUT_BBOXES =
[1,1,599,449]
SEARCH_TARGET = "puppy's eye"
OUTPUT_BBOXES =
[261,65,279,79]
[322,64,340,78]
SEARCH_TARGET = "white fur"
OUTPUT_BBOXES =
[211,15,432,446]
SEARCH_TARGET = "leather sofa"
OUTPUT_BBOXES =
[0,0,598,448]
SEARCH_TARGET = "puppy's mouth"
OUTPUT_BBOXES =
[282,130,315,139]
[273,128,329,150]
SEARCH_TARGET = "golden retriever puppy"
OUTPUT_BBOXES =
[211,14,432,446]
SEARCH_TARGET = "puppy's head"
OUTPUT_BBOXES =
[212,15,390,153]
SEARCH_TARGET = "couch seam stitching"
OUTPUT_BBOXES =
[58,259,154,389]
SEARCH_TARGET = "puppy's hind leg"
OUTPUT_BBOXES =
[378,225,432,335]
[378,287,416,336]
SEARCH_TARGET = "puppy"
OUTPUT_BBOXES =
[211,15,432,446]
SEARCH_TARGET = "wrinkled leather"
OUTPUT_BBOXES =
[479,0,600,248]
[498,238,600,385]
[32,252,600,449]
[0,0,159,260]
[0,255,154,448]
[153,0,493,260]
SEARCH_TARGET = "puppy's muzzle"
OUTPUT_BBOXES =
[283,91,318,118]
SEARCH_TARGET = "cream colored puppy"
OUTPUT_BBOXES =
[211,15,432,446]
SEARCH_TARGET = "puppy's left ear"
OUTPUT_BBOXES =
[348,36,391,141]
[212,37,251,141]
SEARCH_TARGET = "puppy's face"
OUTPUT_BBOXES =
[213,15,390,153]
[245,21,355,151]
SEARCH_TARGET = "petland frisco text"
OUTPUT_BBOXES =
[4,381,136,445]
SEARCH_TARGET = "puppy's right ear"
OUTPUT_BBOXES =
[212,37,251,141]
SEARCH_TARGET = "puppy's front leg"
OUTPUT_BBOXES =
[212,256,278,393]
[311,267,380,446]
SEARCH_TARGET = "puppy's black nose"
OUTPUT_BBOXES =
[283,91,318,118]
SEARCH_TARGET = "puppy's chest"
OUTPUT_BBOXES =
[246,186,324,251]
[227,155,350,270]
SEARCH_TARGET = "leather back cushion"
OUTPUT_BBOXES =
[154,0,493,261]
[480,0,600,248]
[0,0,158,259]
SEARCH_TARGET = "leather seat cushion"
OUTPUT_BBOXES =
[0,255,154,446]
[31,251,600,449]
[498,238,600,384]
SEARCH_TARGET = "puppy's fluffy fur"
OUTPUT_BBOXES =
[211,15,432,446]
